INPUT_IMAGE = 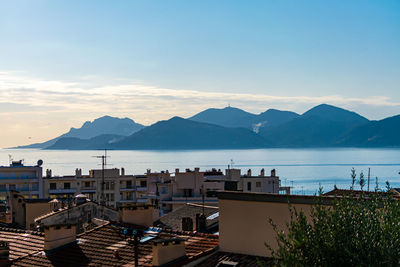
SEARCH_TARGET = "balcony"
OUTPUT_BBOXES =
[81,187,97,193]
[168,196,218,203]
[120,186,135,192]
[136,187,147,192]
[49,188,77,194]
[119,198,135,203]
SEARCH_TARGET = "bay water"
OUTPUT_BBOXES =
[1,148,400,195]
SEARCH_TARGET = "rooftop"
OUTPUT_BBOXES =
[154,203,219,232]
[194,251,273,266]
[9,223,218,266]
[0,227,44,260]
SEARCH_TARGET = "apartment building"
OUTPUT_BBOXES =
[0,160,43,200]
[145,167,285,215]
[43,168,138,208]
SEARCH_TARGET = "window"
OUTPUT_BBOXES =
[110,182,115,190]
[256,182,261,188]
[50,183,56,190]
[105,182,110,190]
[161,187,167,194]
[140,180,147,187]
[0,184,6,191]
[110,193,114,201]
[84,181,90,188]
[64,183,70,189]
[247,182,252,191]
[183,189,193,197]
[126,181,132,189]
[9,184,16,190]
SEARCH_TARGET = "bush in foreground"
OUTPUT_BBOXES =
[266,187,400,266]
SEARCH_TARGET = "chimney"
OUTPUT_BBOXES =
[195,213,207,233]
[0,241,10,266]
[247,169,252,177]
[271,169,276,177]
[75,168,82,177]
[175,168,179,174]
[46,169,52,178]
[121,168,125,176]
[147,169,151,174]
[118,206,159,227]
[152,238,187,266]
[194,167,200,173]
[44,224,76,252]
[181,217,193,231]
[260,168,265,177]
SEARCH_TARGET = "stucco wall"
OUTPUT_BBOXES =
[219,198,313,257]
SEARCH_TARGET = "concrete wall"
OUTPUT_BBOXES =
[219,197,313,257]
[119,206,159,227]
[44,225,76,251]
[38,202,118,227]
[152,241,186,266]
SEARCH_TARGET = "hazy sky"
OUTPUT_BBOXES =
[0,0,400,147]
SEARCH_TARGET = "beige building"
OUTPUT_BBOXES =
[217,191,332,257]
[145,167,287,215]
[43,168,138,208]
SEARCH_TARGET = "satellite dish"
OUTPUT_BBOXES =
[37,159,43,166]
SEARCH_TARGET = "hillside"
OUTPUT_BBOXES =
[14,116,144,149]
[338,115,400,147]
[188,106,299,131]
[259,104,370,147]
[46,134,125,150]
[111,117,269,150]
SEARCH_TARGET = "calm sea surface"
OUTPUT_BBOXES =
[1,148,400,195]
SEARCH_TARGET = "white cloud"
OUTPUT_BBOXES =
[0,71,399,148]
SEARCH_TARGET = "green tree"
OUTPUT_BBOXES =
[266,183,400,266]
[350,168,356,190]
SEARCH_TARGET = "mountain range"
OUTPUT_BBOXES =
[14,116,144,149]
[12,104,400,150]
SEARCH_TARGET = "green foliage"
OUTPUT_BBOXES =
[350,168,356,190]
[267,188,400,266]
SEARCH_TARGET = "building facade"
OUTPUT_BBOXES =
[0,160,43,200]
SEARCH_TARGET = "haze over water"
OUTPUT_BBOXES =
[2,148,400,195]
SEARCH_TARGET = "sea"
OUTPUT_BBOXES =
[1,148,400,195]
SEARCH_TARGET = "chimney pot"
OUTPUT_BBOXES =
[0,241,10,265]
[247,169,251,177]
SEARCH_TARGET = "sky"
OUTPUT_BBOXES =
[0,0,399,147]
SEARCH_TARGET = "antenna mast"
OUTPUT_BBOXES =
[93,149,109,219]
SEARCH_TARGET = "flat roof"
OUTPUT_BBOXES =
[217,191,333,205]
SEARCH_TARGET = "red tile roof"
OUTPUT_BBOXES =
[10,223,218,266]
[0,227,44,260]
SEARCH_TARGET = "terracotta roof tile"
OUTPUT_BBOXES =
[0,227,44,260]
[10,223,218,266]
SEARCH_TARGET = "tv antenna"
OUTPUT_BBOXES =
[93,149,110,219]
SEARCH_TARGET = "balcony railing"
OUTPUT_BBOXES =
[49,188,77,194]
[81,187,96,192]
[170,196,218,202]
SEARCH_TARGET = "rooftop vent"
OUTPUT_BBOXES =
[217,261,239,267]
